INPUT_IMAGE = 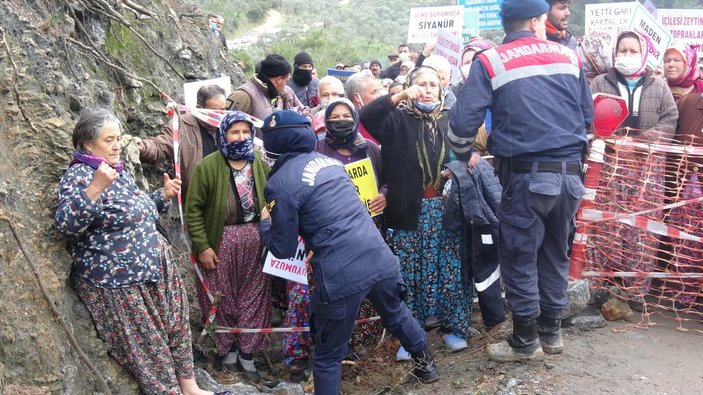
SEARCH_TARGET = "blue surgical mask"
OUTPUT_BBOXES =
[414,100,441,113]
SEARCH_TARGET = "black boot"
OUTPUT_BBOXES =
[487,316,544,362]
[537,315,563,355]
[410,349,440,383]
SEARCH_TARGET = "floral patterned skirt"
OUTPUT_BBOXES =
[388,197,474,338]
[666,174,703,306]
[73,238,193,395]
[196,223,271,356]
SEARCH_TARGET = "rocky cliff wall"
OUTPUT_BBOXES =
[0,0,245,392]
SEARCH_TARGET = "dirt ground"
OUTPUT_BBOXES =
[199,307,702,395]
[336,311,702,395]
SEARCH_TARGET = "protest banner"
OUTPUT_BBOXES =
[584,2,637,39]
[263,236,307,284]
[407,5,464,44]
[658,9,703,56]
[436,29,463,86]
[457,0,503,31]
[326,68,355,83]
[628,2,671,68]
[344,158,381,217]
[183,76,231,109]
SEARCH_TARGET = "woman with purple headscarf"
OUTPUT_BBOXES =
[186,111,271,381]
[55,108,225,395]
[662,43,703,309]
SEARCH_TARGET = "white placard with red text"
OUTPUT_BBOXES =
[436,29,463,86]
[657,9,703,58]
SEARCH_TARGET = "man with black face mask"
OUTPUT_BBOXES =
[287,51,320,107]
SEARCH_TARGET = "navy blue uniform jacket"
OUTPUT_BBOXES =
[449,31,593,162]
[260,152,400,302]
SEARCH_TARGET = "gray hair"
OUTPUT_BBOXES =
[344,70,377,99]
[317,75,344,95]
[72,108,121,152]
[422,55,452,88]
[196,84,226,108]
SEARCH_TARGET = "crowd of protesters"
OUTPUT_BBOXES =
[53,0,703,393]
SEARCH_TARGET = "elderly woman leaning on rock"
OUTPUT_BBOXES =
[54,108,229,395]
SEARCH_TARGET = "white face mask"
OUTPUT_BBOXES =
[460,64,472,81]
[614,56,642,76]
[399,52,410,62]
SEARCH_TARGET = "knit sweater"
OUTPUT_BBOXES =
[185,150,269,254]
[590,69,678,141]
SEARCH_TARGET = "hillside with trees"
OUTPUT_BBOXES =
[195,0,703,74]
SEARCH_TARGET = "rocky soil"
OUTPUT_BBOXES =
[0,0,244,392]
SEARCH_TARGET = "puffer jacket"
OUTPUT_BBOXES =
[442,158,503,301]
[443,158,501,233]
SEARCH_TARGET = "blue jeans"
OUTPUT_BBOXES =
[310,273,426,394]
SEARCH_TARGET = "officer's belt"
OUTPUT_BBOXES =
[509,161,581,175]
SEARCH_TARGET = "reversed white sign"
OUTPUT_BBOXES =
[183,76,232,109]
[262,237,307,285]
[436,29,463,86]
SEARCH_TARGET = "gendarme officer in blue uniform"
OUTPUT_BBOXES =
[448,0,593,362]
[258,110,439,394]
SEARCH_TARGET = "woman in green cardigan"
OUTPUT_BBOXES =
[186,111,270,381]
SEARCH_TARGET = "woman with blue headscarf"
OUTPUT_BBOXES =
[186,111,270,381]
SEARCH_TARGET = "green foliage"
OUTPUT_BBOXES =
[228,48,255,74]
[266,27,394,76]
[189,0,703,73]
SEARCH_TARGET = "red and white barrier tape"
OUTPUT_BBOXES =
[213,316,382,334]
[577,196,703,242]
[604,136,703,157]
[582,271,703,279]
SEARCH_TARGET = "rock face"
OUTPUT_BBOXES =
[0,0,245,392]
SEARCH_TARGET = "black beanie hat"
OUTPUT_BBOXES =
[259,54,292,78]
[294,51,314,67]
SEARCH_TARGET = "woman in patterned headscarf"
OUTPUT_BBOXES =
[360,66,476,360]
[577,30,614,83]
[662,43,703,309]
[186,111,270,382]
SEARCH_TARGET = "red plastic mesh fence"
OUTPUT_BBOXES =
[572,129,703,332]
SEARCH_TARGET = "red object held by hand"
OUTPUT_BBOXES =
[592,93,629,137]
